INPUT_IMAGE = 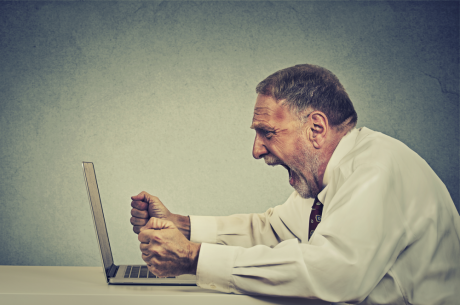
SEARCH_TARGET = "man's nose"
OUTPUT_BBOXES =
[252,134,268,159]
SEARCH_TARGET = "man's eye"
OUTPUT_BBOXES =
[263,131,274,139]
[255,128,275,139]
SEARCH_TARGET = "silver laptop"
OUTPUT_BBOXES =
[82,161,196,285]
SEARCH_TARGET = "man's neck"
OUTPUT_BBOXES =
[316,130,346,191]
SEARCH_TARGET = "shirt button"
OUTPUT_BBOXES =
[210,284,216,289]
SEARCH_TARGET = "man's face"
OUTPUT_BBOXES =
[251,94,320,199]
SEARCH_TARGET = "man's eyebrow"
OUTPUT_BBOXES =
[250,122,275,131]
[253,107,272,115]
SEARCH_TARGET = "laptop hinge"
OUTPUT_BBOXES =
[108,264,119,278]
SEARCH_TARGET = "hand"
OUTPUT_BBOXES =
[130,191,172,234]
[130,191,191,238]
[138,217,201,277]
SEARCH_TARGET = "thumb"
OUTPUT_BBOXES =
[140,217,175,232]
[131,191,152,202]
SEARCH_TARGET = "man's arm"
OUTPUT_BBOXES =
[131,191,295,248]
[131,166,408,302]
[194,165,409,303]
[190,191,307,248]
[129,190,302,279]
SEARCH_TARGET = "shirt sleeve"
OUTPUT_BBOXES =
[190,191,307,248]
[193,165,409,303]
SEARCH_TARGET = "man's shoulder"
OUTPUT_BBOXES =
[355,127,404,150]
[343,127,421,171]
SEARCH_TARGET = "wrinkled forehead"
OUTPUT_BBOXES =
[252,95,288,123]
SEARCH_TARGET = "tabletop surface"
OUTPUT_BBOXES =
[0,265,331,305]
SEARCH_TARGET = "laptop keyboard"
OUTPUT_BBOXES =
[124,265,176,279]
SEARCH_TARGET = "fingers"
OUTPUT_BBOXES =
[131,199,148,211]
[140,217,175,232]
[140,243,149,252]
[144,258,170,278]
[132,225,143,234]
[131,191,161,205]
[138,230,150,243]
[138,219,171,242]
[138,237,176,278]
[130,191,172,236]
[131,208,148,234]
[139,243,164,257]
[140,242,153,256]
[130,216,148,226]
[131,191,151,202]
[138,226,197,277]
[131,208,148,218]
[130,192,150,235]
[138,227,162,243]
[131,191,157,211]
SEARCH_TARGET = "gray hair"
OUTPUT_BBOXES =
[256,64,358,132]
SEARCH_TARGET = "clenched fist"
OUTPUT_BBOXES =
[130,191,191,239]
[130,191,172,234]
[138,217,201,277]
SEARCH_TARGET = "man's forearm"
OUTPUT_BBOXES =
[171,214,191,240]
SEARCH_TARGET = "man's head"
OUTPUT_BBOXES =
[251,64,357,198]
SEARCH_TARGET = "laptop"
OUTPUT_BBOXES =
[82,161,196,285]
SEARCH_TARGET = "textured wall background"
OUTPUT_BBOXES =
[0,1,458,266]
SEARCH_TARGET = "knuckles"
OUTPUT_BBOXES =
[152,233,163,243]
[137,191,160,204]
[141,246,162,260]
[148,194,160,202]
[138,232,148,243]
[145,260,169,278]
[131,208,148,219]
[130,216,148,226]
[131,200,148,210]
[138,230,163,243]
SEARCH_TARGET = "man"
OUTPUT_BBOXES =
[130,64,460,304]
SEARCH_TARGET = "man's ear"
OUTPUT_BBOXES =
[306,111,328,149]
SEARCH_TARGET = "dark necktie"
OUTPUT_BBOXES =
[309,197,323,240]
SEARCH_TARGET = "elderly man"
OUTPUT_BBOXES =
[130,64,460,304]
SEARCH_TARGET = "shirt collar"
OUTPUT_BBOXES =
[318,128,360,202]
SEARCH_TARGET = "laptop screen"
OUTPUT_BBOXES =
[82,162,114,275]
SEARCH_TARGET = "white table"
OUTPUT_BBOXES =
[0,266,331,305]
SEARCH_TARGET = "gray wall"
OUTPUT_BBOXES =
[0,1,458,266]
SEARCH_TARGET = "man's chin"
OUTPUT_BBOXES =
[292,179,317,199]
[296,189,315,199]
[292,185,310,199]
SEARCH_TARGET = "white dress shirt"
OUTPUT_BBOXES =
[189,127,460,304]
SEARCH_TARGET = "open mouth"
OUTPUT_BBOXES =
[264,158,295,186]
[281,164,294,186]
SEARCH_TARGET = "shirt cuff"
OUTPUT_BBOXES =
[196,242,239,293]
[189,215,217,244]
